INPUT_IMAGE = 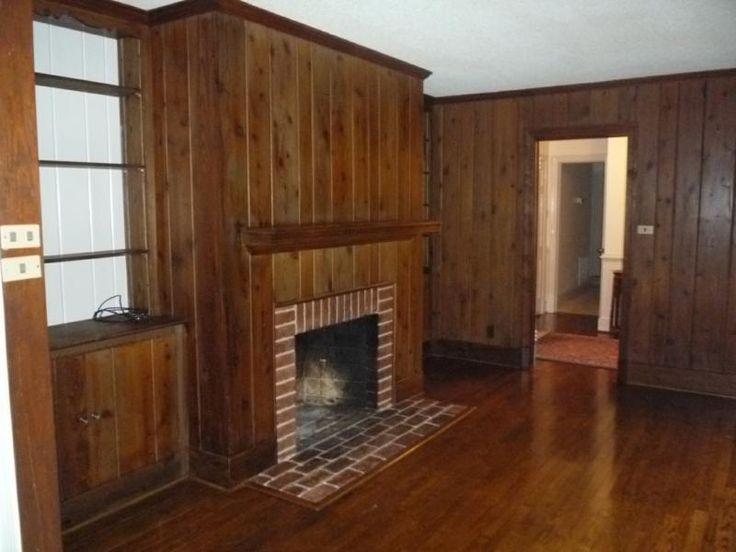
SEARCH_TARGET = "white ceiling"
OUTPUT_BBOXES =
[124,0,736,96]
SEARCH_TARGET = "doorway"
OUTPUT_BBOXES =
[535,137,628,369]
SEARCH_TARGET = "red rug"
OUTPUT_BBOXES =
[535,332,619,370]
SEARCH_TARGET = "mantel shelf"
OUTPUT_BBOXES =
[240,220,441,254]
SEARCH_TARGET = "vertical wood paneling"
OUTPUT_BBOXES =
[312,45,332,223]
[650,82,678,365]
[430,71,736,396]
[379,69,399,219]
[352,57,370,221]
[54,355,90,499]
[1,2,62,547]
[155,11,426,483]
[664,80,705,369]
[152,334,179,460]
[438,104,463,339]
[452,101,476,340]
[85,349,117,488]
[113,342,156,475]
[626,84,659,364]
[159,19,198,447]
[188,14,228,452]
[245,22,272,228]
[491,99,519,347]
[691,78,736,372]
[217,14,251,453]
[470,102,493,342]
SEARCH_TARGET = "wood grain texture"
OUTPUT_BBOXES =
[153,11,426,485]
[52,328,186,526]
[148,0,431,79]
[0,0,62,549]
[430,73,736,394]
[64,358,736,551]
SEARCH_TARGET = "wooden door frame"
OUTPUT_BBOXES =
[522,124,637,383]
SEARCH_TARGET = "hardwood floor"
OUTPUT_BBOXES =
[557,284,601,317]
[65,358,736,551]
[536,312,601,336]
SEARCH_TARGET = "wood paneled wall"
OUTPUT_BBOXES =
[0,0,62,549]
[429,71,736,396]
[152,11,425,485]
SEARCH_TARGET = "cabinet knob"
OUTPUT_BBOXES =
[89,412,101,421]
[78,414,89,425]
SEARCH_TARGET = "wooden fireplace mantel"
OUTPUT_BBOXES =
[240,220,441,254]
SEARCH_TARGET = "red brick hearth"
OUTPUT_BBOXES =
[273,285,396,461]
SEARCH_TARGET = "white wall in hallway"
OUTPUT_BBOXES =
[598,136,628,332]
[537,137,628,332]
[33,21,129,326]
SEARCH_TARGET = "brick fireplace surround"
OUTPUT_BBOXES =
[273,285,396,461]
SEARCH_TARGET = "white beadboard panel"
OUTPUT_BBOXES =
[112,257,130,308]
[82,32,108,82]
[89,172,115,251]
[93,258,130,309]
[51,89,88,162]
[44,257,130,326]
[106,100,123,163]
[49,25,84,80]
[43,264,65,326]
[59,261,97,322]
[86,94,112,162]
[110,171,126,246]
[34,23,130,325]
[39,168,61,255]
[35,88,55,160]
[56,168,93,255]
[104,40,119,84]
[33,21,51,73]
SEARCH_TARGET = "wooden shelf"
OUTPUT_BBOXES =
[240,220,441,254]
[35,72,140,97]
[44,248,147,264]
[39,160,145,170]
[49,315,184,356]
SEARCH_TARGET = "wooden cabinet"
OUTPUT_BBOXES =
[49,318,186,527]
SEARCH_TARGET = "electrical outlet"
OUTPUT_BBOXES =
[0,224,40,250]
[1,255,42,282]
[637,225,655,235]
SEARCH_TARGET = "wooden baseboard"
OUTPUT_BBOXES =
[425,340,528,369]
[625,362,736,399]
[61,456,185,529]
[190,441,276,489]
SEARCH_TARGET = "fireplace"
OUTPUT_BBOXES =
[296,315,378,448]
[273,285,395,461]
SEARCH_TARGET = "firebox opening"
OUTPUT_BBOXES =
[295,314,379,450]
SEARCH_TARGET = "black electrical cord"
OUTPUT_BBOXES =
[93,294,149,323]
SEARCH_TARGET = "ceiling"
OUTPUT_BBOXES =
[123,0,736,97]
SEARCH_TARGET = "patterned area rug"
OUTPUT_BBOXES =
[248,397,472,509]
[536,332,619,370]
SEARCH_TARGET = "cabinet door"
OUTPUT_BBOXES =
[152,333,180,461]
[53,351,117,500]
[85,349,117,489]
[113,341,156,475]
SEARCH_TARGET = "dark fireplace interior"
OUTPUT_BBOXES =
[295,314,379,449]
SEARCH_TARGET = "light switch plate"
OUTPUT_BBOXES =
[1,255,42,282]
[0,224,40,250]
[637,225,655,235]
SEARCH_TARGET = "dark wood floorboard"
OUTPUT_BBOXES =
[65,358,736,551]
[537,312,601,336]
